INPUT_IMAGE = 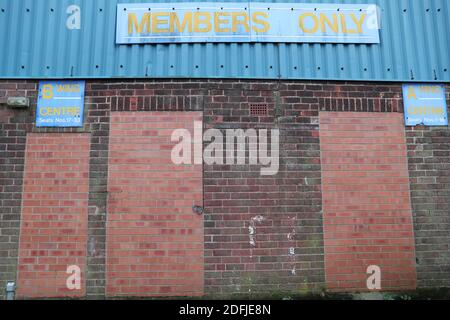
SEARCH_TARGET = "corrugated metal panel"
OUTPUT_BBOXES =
[0,0,448,82]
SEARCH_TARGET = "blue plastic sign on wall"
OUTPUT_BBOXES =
[116,2,380,44]
[36,81,85,127]
[403,84,448,126]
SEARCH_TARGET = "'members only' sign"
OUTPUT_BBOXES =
[116,2,380,44]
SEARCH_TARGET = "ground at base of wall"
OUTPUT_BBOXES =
[16,288,450,301]
[212,288,450,300]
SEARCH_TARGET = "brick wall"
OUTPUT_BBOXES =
[106,112,203,297]
[17,133,90,298]
[405,87,450,289]
[406,125,450,288]
[0,82,34,300]
[202,85,325,295]
[0,80,449,299]
[320,112,416,291]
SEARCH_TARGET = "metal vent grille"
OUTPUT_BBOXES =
[250,104,268,116]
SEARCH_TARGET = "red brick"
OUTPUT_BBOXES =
[320,112,417,292]
[106,112,203,297]
[17,133,90,298]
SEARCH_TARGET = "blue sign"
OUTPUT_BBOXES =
[403,84,448,126]
[36,81,85,127]
[116,2,380,44]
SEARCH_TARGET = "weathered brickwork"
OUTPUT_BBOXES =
[0,81,35,300]
[406,89,450,288]
[202,84,325,296]
[84,83,112,299]
[17,133,90,298]
[320,112,416,291]
[0,80,449,299]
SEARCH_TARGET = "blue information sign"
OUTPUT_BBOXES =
[403,84,448,126]
[36,81,85,128]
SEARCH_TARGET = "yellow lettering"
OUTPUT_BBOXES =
[409,106,444,115]
[41,107,81,117]
[128,12,151,34]
[40,107,48,116]
[152,13,170,33]
[232,12,250,33]
[340,14,359,34]
[42,85,53,100]
[252,12,270,33]
[320,13,338,33]
[194,12,212,33]
[170,12,193,33]
[432,107,442,115]
[299,13,319,34]
[214,12,231,33]
[68,107,80,116]
[419,85,441,94]
[350,13,366,34]
[55,84,80,93]
[340,14,349,34]
[408,87,417,100]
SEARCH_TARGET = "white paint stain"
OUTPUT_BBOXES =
[88,238,96,256]
[252,215,265,224]
[287,228,296,240]
[248,215,265,248]
[287,217,297,277]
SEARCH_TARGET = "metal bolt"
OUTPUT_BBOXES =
[192,205,204,215]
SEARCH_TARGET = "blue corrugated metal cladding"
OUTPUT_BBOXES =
[0,0,449,82]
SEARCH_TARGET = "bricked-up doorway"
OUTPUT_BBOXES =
[106,112,204,297]
[17,133,90,298]
[320,112,417,291]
